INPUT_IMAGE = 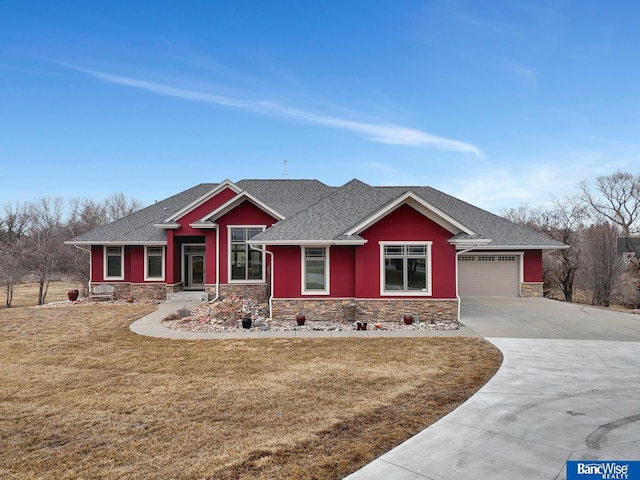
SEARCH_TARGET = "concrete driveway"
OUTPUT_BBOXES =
[461,296,640,341]
[346,297,640,480]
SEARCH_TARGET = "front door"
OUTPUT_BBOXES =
[183,245,205,290]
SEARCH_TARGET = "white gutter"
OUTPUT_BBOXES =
[250,244,274,321]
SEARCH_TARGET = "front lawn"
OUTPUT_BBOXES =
[0,304,501,479]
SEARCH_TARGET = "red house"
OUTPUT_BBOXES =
[67,179,566,322]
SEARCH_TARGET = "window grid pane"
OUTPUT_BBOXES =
[383,244,429,292]
[147,255,162,278]
[230,227,263,281]
[106,247,122,277]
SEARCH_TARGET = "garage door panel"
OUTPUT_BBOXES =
[458,255,519,296]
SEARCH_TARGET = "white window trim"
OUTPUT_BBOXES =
[301,246,330,295]
[379,241,432,296]
[104,245,124,280]
[144,246,165,281]
[228,225,266,283]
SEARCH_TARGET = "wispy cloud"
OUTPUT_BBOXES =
[63,64,482,156]
[504,60,538,85]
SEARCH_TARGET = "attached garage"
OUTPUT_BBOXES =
[458,254,520,296]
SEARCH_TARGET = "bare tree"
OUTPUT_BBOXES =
[0,202,29,307]
[502,200,585,301]
[577,220,625,307]
[68,197,108,232]
[23,197,68,305]
[541,196,587,302]
[66,198,109,295]
[501,203,543,231]
[65,193,143,294]
[579,170,640,236]
[105,192,143,222]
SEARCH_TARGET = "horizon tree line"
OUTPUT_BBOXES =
[0,193,142,307]
[502,170,640,307]
[1,171,639,308]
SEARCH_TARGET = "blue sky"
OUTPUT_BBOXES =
[2,0,639,214]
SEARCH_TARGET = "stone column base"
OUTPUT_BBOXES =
[521,282,543,297]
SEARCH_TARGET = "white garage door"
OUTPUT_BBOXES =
[458,254,520,296]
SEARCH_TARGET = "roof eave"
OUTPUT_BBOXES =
[462,244,569,250]
[449,238,493,248]
[65,240,168,246]
[247,239,368,246]
[189,222,218,229]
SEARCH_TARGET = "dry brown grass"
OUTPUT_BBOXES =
[0,304,502,479]
[1,281,85,309]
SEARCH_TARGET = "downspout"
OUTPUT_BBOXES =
[455,245,481,323]
[74,245,93,292]
[212,225,220,302]
[250,244,274,321]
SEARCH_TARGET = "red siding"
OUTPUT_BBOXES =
[329,246,356,297]
[271,246,301,297]
[523,250,543,282]
[129,246,144,282]
[216,201,279,283]
[269,204,458,299]
[272,245,357,298]
[91,245,136,283]
[91,246,103,281]
[356,204,457,299]
[166,187,281,286]
[166,230,178,284]
[175,187,238,236]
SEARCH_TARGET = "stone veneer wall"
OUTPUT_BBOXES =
[217,284,269,302]
[91,282,130,300]
[92,282,169,301]
[130,283,166,301]
[165,282,184,294]
[272,298,459,323]
[521,282,544,297]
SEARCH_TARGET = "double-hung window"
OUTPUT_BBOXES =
[302,247,329,294]
[381,242,432,295]
[145,246,164,280]
[105,246,124,280]
[230,227,264,281]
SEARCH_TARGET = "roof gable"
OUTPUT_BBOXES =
[346,190,477,237]
[164,180,241,222]
[191,191,284,227]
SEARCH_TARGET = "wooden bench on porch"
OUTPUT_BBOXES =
[89,284,115,301]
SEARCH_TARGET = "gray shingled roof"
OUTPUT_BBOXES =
[236,179,335,217]
[67,183,217,244]
[68,178,565,249]
[380,186,566,248]
[250,179,395,243]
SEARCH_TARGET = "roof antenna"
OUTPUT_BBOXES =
[282,159,289,179]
